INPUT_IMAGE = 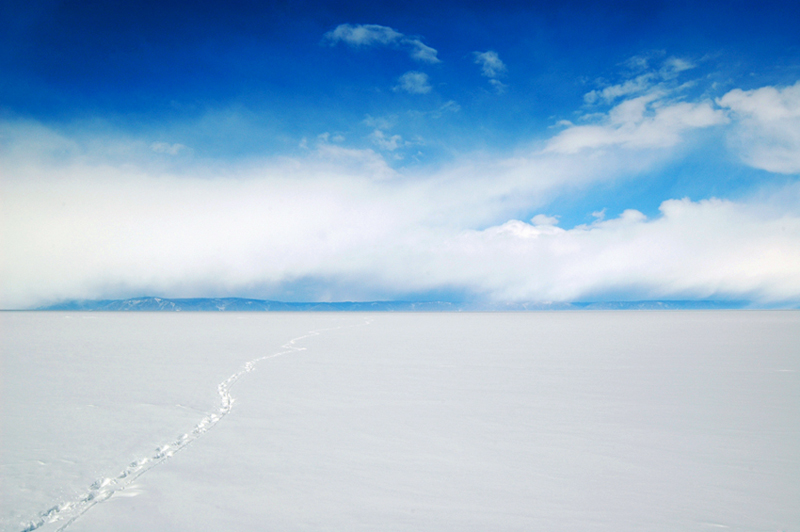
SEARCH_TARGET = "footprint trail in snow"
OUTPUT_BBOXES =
[18,322,365,532]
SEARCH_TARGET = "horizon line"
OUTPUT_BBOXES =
[12,296,799,312]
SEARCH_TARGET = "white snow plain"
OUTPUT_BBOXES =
[1,311,798,532]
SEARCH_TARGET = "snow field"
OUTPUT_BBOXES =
[2,311,798,531]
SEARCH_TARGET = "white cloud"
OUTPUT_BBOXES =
[407,40,439,64]
[661,56,695,77]
[622,53,655,73]
[323,24,402,46]
[717,81,800,174]
[584,73,656,104]
[439,100,460,113]
[531,214,559,226]
[440,197,800,303]
[362,114,395,130]
[369,129,403,151]
[324,23,440,64]
[474,51,507,78]
[394,71,432,94]
[431,100,460,117]
[317,132,345,143]
[474,51,507,93]
[489,79,507,94]
[547,93,727,154]
[150,141,188,155]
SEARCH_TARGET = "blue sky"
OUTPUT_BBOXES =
[2,0,800,307]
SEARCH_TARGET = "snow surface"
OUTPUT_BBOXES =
[2,311,798,531]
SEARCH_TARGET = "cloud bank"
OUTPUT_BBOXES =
[3,73,800,309]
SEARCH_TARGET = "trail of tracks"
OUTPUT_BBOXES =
[19,323,359,532]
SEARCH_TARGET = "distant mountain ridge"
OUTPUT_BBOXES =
[34,297,752,312]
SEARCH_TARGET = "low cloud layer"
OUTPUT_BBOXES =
[450,197,800,303]
[2,78,800,309]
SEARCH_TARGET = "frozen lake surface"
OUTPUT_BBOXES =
[2,311,798,531]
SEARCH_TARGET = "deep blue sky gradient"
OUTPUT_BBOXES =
[4,0,799,126]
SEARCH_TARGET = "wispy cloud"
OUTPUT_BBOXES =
[324,23,440,64]
[394,71,432,94]
[430,100,461,118]
[362,114,396,130]
[548,56,725,154]
[369,129,404,151]
[661,56,695,77]
[474,51,506,78]
[584,74,656,104]
[584,56,696,104]
[323,24,402,46]
[474,51,507,93]
[407,40,439,64]
[150,142,188,155]
[546,93,726,153]
[488,79,507,93]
